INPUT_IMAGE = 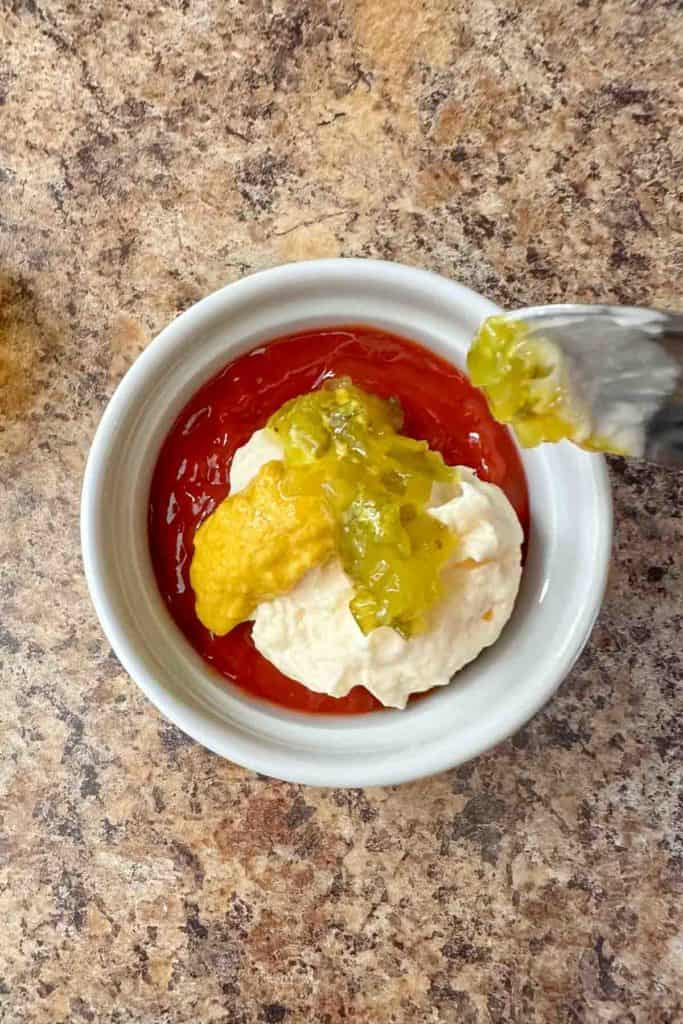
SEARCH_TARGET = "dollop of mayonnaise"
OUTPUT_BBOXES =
[232,430,523,709]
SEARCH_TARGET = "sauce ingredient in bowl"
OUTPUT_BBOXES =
[232,430,523,709]
[191,460,336,635]
[149,325,530,714]
[191,379,458,639]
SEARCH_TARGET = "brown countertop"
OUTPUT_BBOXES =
[1,2,681,1021]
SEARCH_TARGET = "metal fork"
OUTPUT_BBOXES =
[503,305,683,467]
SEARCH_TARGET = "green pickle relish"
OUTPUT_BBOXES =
[268,379,457,637]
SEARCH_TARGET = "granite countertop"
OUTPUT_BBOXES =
[1,2,681,1021]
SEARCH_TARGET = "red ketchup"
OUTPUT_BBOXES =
[149,326,529,715]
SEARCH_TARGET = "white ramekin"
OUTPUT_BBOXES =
[81,259,612,787]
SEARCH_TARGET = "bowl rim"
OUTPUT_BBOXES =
[81,258,612,786]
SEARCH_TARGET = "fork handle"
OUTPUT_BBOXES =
[660,312,683,336]
[645,313,683,467]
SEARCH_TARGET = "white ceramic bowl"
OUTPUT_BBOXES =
[81,259,611,787]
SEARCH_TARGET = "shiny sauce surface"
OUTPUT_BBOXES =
[149,326,530,714]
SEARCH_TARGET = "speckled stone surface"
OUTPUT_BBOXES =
[0,2,681,1021]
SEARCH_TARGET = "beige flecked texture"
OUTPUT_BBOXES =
[0,2,682,1022]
